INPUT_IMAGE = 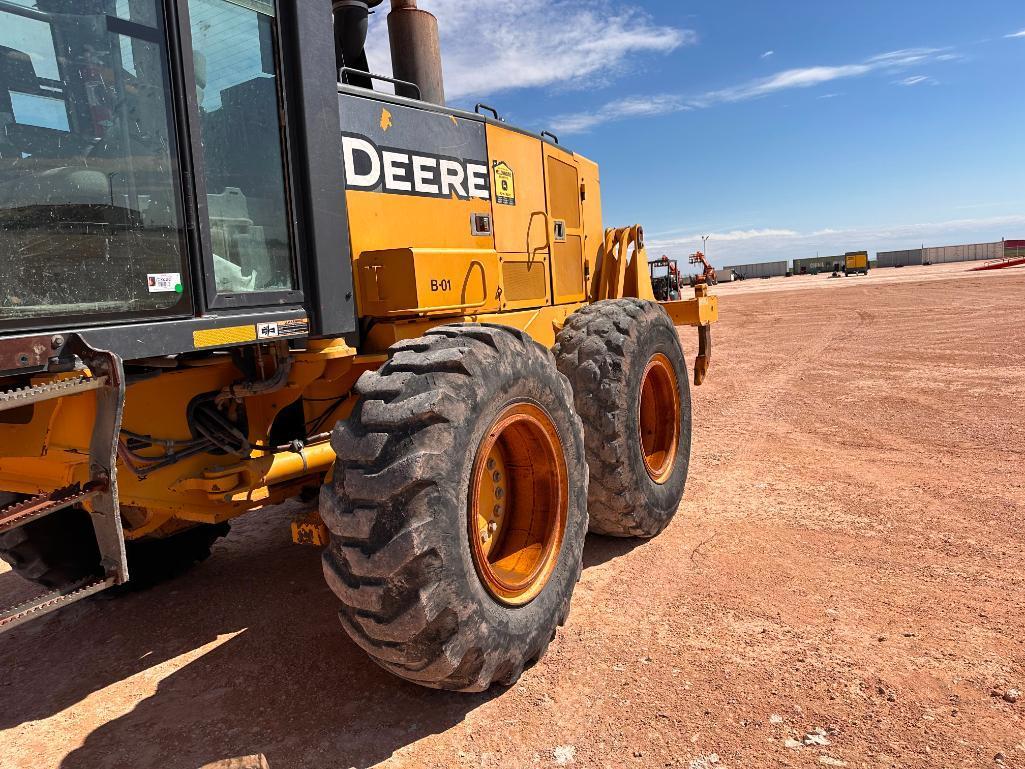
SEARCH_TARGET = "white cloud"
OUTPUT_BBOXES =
[364,1,693,101]
[646,214,1025,267]
[1005,29,1025,38]
[898,75,934,86]
[761,50,775,58]
[865,47,941,66]
[552,94,688,134]
[693,63,872,106]
[552,46,956,133]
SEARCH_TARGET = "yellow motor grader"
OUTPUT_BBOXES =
[0,0,716,691]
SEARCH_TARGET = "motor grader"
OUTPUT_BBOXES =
[0,0,717,691]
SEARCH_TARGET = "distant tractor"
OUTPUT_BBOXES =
[844,251,870,277]
[649,256,684,301]
[688,251,718,287]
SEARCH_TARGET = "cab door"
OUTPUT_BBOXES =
[180,0,303,311]
[543,145,587,305]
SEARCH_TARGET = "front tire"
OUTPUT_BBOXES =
[554,299,692,538]
[321,324,588,692]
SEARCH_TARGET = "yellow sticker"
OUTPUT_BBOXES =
[380,108,392,132]
[493,161,516,206]
[193,325,257,349]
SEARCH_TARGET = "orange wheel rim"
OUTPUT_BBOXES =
[469,403,568,607]
[638,353,681,484]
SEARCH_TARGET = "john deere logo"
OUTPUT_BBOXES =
[493,161,516,206]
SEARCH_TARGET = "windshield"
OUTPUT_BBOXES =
[0,0,188,324]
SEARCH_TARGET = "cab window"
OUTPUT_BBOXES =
[0,0,189,322]
[186,0,295,296]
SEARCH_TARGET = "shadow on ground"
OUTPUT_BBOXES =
[0,506,645,769]
[581,534,638,569]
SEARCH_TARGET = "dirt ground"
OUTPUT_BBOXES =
[2,264,1023,769]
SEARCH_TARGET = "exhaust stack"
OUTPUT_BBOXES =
[388,0,445,106]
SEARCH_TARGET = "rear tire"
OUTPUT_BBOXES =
[321,324,588,692]
[0,493,228,591]
[554,299,692,538]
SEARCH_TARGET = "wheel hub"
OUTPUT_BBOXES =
[469,403,568,607]
[638,353,681,484]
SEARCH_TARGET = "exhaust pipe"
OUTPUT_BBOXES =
[333,0,446,106]
[388,0,445,105]
[333,0,378,89]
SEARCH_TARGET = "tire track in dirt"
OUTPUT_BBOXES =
[692,303,867,485]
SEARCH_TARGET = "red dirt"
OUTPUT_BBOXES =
[2,265,1023,769]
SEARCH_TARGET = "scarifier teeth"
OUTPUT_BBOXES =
[0,577,116,634]
[0,484,101,535]
[0,376,107,412]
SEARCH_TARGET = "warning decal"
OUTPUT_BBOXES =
[493,161,516,206]
[257,317,310,340]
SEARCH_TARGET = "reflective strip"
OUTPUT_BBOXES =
[193,325,258,349]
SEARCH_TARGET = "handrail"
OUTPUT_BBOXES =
[339,67,422,101]
[475,104,502,120]
[528,211,552,263]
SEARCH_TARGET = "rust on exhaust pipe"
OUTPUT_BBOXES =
[388,0,446,105]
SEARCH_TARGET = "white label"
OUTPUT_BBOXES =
[257,322,281,340]
[147,273,181,293]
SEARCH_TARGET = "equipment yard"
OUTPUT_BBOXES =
[1,264,1021,769]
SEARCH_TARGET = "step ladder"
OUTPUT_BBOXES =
[0,340,128,634]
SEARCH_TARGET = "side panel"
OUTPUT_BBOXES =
[577,155,604,301]
[544,147,587,305]
[339,95,498,317]
[485,125,552,311]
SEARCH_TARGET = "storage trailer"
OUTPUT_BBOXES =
[844,251,869,276]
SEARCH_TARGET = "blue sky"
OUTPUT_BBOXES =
[368,1,1025,267]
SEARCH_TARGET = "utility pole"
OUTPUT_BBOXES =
[702,235,710,259]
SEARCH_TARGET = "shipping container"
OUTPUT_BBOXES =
[792,255,842,275]
[1005,240,1025,260]
[923,241,1002,264]
[715,269,735,283]
[876,249,923,268]
[724,261,788,279]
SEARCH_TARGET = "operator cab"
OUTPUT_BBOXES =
[0,0,336,346]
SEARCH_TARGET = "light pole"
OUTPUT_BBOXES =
[701,235,710,257]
